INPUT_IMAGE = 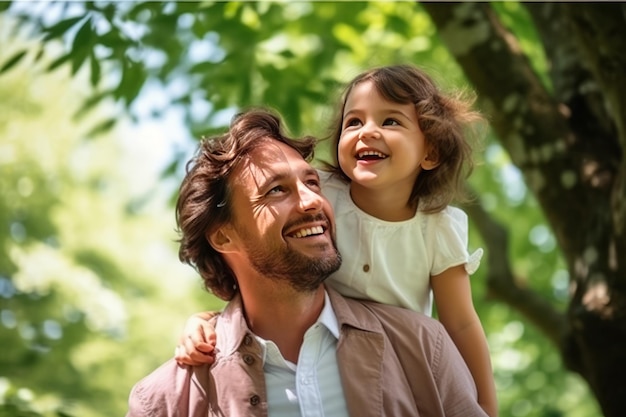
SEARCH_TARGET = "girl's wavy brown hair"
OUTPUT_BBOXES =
[326,64,484,213]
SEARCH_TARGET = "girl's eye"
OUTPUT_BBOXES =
[344,117,361,128]
[383,118,400,126]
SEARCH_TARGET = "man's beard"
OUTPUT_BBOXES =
[237,221,341,292]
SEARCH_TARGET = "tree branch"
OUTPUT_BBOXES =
[561,3,626,240]
[420,1,617,269]
[562,4,626,150]
[460,189,566,347]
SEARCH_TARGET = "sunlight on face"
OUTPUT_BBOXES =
[233,140,294,236]
[227,139,341,290]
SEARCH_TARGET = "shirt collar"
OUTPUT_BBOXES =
[318,289,340,339]
[255,289,340,366]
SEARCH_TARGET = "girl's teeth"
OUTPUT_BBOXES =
[358,151,387,159]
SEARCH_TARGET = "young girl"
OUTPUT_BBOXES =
[175,64,498,416]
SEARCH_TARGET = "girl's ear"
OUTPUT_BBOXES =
[207,225,238,253]
[422,151,440,170]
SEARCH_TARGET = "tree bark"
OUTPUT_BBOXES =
[420,2,626,416]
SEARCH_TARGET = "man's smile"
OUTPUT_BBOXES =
[288,225,325,238]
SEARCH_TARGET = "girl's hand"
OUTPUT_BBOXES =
[174,311,219,366]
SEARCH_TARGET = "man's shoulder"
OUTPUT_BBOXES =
[329,290,449,366]
[129,359,197,399]
[328,287,444,335]
[127,359,210,417]
[356,297,443,330]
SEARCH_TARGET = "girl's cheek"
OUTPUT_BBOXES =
[337,139,350,160]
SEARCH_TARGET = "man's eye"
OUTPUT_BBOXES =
[306,179,321,189]
[267,186,284,195]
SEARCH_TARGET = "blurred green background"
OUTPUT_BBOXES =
[1,2,618,416]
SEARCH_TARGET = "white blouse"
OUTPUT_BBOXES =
[320,171,483,316]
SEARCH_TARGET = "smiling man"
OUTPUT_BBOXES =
[126,109,487,417]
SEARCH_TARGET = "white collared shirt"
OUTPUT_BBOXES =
[255,291,349,417]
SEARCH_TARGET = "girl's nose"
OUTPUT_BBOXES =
[358,122,381,140]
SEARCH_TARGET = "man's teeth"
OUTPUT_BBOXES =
[357,150,387,159]
[292,226,324,238]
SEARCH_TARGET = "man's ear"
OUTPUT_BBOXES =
[207,225,237,253]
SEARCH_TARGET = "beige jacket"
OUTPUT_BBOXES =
[127,286,487,417]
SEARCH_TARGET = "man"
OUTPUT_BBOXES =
[126,109,487,417]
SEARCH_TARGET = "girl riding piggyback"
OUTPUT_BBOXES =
[177,64,498,416]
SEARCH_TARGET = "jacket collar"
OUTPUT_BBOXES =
[215,285,385,358]
[325,285,385,334]
[214,294,250,357]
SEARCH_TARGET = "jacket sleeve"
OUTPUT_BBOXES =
[432,326,488,417]
[126,359,209,417]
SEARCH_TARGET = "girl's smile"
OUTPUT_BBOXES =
[338,80,438,219]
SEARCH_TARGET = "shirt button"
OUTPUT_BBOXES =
[243,354,255,365]
[363,264,370,272]
[249,395,260,406]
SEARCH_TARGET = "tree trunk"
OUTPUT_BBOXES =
[420,2,626,416]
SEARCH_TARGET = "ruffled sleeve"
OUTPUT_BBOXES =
[426,206,483,276]
[465,248,483,275]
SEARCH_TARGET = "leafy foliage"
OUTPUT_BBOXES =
[0,18,224,417]
[0,2,607,416]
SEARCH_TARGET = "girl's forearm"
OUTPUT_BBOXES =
[447,320,498,417]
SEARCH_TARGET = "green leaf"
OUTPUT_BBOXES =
[72,17,93,51]
[0,50,27,74]
[99,29,128,49]
[115,60,146,105]
[175,1,204,14]
[34,46,45,62]
[0,1,13,12]
[70,17,93,75]
[72,91,108,121]
[279,50,296,59]
[47,53,72,72]
[42,16,84,42]
[191,16,207,38]
[126,1,161,21]
[190,61,215,74]
[84,118,117,138]
[100,2,118,21]
[89,51,100,87]
[70,48,89,75]
[386,15,410,34]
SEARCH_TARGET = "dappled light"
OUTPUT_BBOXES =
[2,1,624,416]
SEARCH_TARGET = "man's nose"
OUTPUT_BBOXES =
[297,184,323,212]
